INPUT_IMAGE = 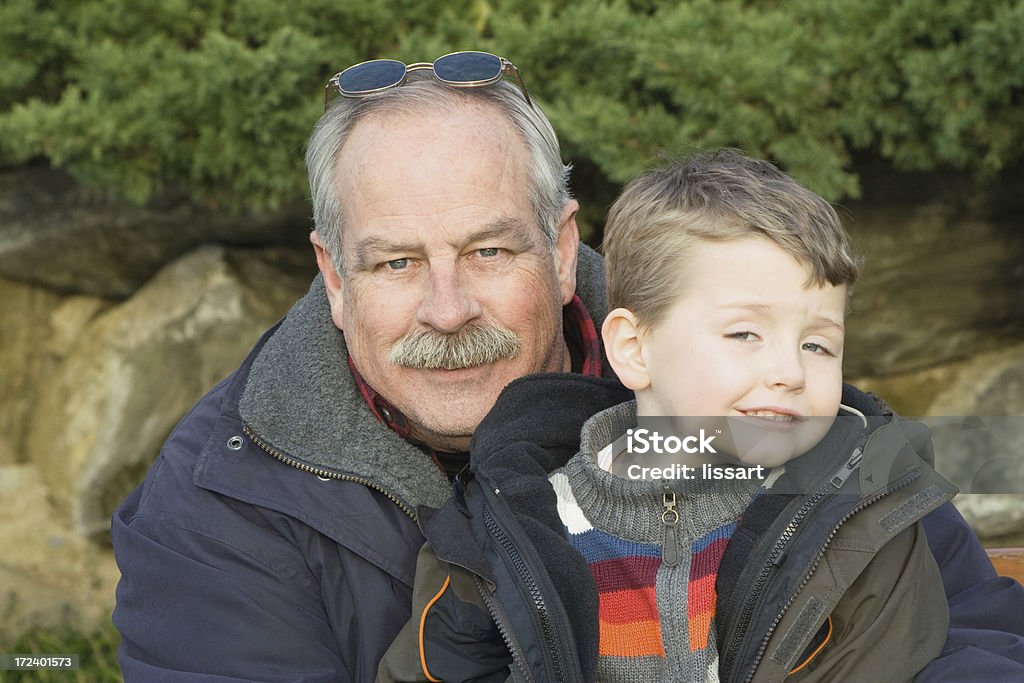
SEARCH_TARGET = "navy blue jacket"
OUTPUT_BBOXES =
[919,504,1024,680]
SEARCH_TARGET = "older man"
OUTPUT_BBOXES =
[113,53,1023,682]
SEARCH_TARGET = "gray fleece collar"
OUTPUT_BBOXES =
[238,243,609,514]
[567,400,760,541]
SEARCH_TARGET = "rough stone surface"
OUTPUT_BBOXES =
[0,166,311,298]
[842,165,1024,378]
[0,463,121,643]
[0,277,111,465]
[25,244,315,540]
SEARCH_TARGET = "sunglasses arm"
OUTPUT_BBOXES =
[324,77,340,109]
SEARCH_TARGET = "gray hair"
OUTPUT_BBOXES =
[306,73,572,273]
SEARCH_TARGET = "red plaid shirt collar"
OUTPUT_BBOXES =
[349,294,603,439]
[566,293,604,378]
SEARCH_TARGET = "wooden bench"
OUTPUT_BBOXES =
[987,547,1024,583]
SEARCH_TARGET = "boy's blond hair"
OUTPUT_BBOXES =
[603,149,860,329]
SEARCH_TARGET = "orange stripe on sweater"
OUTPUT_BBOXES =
[689,611,714,650]
[599,618,665,658]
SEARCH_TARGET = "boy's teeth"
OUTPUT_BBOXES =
[746,411,794,421]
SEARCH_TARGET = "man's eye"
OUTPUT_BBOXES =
[477,247,501,258]
[386,258,409,270]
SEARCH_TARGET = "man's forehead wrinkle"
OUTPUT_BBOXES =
[337,156,524,218]
[470,217,532,243]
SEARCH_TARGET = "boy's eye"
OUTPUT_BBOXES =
[727,331,757,342]
[802,342,832,355]
[386,258,409,270]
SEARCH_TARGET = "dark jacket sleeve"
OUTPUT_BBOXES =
[113,486,347,681]
[915,502,1024,682]
[112,461,415,682]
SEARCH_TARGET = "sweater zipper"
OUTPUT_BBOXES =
[474,575,535,683]
[242,424,416,520]
[482,502,568,682]
[737,468,919,683]
[661,485,681,567]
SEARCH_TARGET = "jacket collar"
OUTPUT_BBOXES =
[237,243,610,515]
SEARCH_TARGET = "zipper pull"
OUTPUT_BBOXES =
[830,447,864,489]
[662,486,681,567]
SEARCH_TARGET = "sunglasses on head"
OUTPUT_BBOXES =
[324,51,531,109]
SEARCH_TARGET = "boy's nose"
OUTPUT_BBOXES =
[416,262,482,333]
[764,348,806,392]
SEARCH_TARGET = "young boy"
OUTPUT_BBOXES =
[378,150,956,683]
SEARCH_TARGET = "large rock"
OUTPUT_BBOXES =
[842,164,1024,377]
[25,244,315,539]
[0,276,111,465]
[0,166,310,298]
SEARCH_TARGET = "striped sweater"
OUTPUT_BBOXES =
[552,402,771,682]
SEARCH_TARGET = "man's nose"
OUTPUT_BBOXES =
[416,261,482,333]
[764,345,806,392]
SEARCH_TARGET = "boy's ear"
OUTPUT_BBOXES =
[602,308,651,391]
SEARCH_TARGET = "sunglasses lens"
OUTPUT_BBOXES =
[337,59,407,95]
[433,52,503,84]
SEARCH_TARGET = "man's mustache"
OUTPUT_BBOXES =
[388,323,521,370]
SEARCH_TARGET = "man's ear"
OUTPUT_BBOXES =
[602,308,651,391]
[553,200,580,305]
[310,231,345,330]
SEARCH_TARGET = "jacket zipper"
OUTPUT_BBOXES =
[474,575,535,683]
[722,488,829,677]
[242,424,417,520]
[722,441,866,674]
[482,502,568,682]
[733,464,919,683]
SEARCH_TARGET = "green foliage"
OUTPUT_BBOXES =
[0,622,120,682]
[1,0,1022,222]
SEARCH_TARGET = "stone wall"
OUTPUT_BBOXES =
[0,162,1021,641]
[0,166,315,641]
